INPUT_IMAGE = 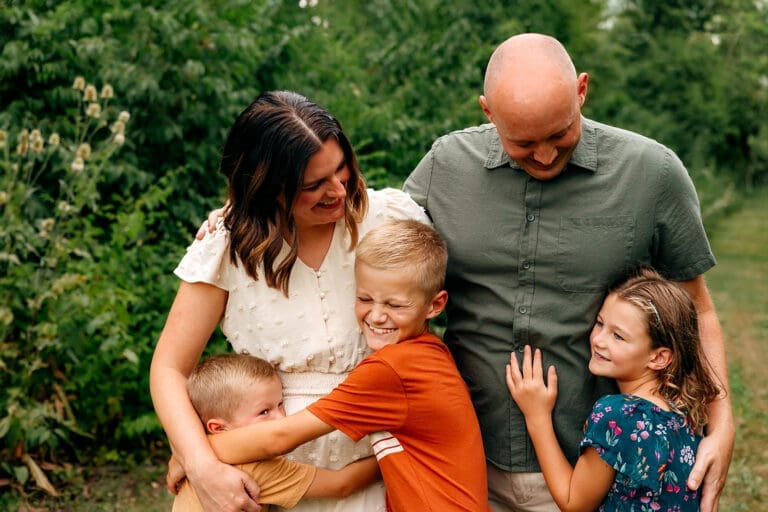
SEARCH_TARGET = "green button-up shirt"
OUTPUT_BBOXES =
[403,117,715,471]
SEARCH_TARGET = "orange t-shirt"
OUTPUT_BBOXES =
[308,333,488,512]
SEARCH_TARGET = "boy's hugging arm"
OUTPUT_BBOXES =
[251,455,380,505]
[209,410,334,463]
[305,456,380,498]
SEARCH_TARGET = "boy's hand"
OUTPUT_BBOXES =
[505,345,558,424]
[166,454,186,493]
[195,202,230,240]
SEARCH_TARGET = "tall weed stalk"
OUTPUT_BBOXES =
[0,77,141,492]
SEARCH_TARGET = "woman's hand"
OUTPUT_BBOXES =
[186,457,263,512]
[505,345,558,424]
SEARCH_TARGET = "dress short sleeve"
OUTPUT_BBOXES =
[173,220,230,289]
[360,188,431,237]
[579,394,667,494]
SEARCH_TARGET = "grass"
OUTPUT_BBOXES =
[5,191,767,511]
[2,460,174,511]
[705,191,768,511]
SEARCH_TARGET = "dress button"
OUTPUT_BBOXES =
[526,213,535,222]
[522,261,531,270]
[518,306,527,314]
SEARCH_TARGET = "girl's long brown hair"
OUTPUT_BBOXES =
[220,91,367,295]
[611,267,722,430]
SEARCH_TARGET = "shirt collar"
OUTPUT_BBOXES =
[485,116,598,173]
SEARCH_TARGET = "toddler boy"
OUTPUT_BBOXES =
[208,219,489,512]
[173,353,379,511]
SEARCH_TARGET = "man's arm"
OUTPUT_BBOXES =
[210,410,335,464]
[304,457,380,499]
[679,275,735,512]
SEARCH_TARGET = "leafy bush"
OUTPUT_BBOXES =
[0,77,133,483]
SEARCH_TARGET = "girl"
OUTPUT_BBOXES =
[506,267,721,511]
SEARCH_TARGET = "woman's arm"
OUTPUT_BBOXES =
[150,281,261,512]
[304,456,380,498]
[210,410,335,463]
[506,346,613,512]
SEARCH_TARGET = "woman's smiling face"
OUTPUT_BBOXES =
[291,138,349,232]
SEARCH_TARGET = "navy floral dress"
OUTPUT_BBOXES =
[579,394,701,511]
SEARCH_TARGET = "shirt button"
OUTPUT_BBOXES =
[522,261,531,270]
[518,306,528,314]
[320,292,326,299]
[329,355,336,364]
[526,213,535,222]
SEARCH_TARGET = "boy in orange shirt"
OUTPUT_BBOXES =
[173,353,379,511]
[206,219,489,511]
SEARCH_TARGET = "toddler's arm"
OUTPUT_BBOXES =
[210,409,334,463]
[304,456,380,499]
[506,345,613,512]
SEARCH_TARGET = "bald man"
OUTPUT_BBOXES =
[404,33,733,512]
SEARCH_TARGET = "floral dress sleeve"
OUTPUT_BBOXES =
[580,394,669,495]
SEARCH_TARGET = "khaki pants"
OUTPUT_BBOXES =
[487,463,559,512]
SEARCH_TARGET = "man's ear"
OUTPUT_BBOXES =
[426,290,449,320]
[479,95,493,123]
[577,72,589,108]
[206,418,230,434]
[648,347,673,371]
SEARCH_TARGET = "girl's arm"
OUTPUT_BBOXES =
[304,456,380,498]
[210,409,335,463]
[506,346,614,512]
[149,281,261,512]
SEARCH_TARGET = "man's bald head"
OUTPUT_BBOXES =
[479,33,588,181]
[483,33,578,110]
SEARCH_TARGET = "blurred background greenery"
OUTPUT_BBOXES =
[1,0,766,507]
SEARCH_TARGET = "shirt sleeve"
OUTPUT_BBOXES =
[652,148,716,280]
[402,144,436,213]
[243,458,317,508]
[307,357,408,441]
[173,219,231,289]
[579,395,666,494]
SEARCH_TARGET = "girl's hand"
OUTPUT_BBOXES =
[505,345,558,423]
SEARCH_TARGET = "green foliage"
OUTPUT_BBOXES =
[0,78,132,477]
[583,0,768,190]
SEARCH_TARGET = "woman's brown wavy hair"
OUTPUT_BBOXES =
[610,267,723,430]
[220,91,367,295]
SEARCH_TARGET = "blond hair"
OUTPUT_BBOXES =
[187,353,278,424]
[355,219,447,298]
[610,267,722,429]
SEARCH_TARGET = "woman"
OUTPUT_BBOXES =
[150,91,428,511]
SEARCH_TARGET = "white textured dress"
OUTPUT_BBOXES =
[174,188,429,512]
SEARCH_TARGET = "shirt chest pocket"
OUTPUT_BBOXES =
[556,216,636,292]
